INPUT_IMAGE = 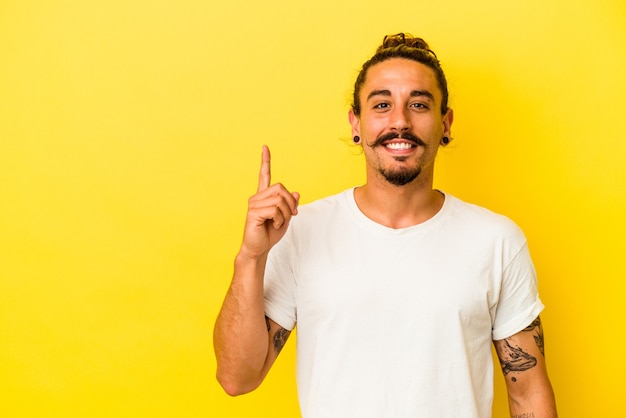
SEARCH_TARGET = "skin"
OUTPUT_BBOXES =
[213,57,557,417]
[348,58,453,228]
[213,145,298,395]
[494,316,557,417]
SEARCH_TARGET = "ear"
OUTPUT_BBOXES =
[348,109,360,137]
[443,108,454,138]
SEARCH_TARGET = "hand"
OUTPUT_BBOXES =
[239,146,300,259]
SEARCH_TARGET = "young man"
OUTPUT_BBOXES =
[214,34,557,417]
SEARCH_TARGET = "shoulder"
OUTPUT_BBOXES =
[442,193,526,243]
[279,188,353,239]
[295,188,353,218]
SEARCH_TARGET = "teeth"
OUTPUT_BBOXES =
[385,142,413,150]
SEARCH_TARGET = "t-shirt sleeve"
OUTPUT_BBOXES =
[263,235,297,331]
[491,240,544,341]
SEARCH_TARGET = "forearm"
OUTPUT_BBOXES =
[214,252,270,395]
[508,385,557,418]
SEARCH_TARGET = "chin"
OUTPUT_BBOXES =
[380,168,421,186]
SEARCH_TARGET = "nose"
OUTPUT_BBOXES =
[389,106,411,132]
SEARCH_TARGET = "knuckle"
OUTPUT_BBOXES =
[269,182,285,192]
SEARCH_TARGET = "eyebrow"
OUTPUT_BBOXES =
[366,89,435,102]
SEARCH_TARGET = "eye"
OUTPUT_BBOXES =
[373,102,391,110]
[410,102,428,110]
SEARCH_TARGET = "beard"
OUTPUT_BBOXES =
[379,164,421,186]
[368,131,426,186]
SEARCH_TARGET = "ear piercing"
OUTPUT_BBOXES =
[353,135,361,144]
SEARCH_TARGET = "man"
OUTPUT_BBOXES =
[214,34,557,417]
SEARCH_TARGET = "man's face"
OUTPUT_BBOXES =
[349,58,453,187]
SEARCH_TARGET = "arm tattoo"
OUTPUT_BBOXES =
[265,316,290,355]
[512,414,535,418]
[272,328,290,354]
[495,339,537,375]
[523,316,545,356]
[495,316,547,380]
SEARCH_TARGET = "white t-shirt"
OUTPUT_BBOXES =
[264,189,543,418]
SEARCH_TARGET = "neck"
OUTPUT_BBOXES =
[354,178,444,229]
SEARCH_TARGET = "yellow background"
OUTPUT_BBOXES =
[1,1,624,417]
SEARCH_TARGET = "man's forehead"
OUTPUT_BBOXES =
[361,59,440,99]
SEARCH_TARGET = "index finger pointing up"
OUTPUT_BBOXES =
[257,145,271,192]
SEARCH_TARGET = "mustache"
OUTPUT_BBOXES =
[367,131,426,148]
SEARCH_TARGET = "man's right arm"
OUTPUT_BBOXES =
[213,146,299,396]
[213,253,291,395]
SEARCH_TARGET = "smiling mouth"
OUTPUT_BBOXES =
[369,132,425,149]
[385,142,415,150]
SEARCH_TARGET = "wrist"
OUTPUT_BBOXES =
[235,249,268,268]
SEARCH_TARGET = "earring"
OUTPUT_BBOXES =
[441,136,451,146]
[353,135,361,144]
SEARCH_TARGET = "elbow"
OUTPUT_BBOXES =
[216,369,260,397]
[218,380,250,397]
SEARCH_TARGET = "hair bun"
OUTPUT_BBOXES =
[378,33,435,56]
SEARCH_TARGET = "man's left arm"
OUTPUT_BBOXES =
[493,316,557,418]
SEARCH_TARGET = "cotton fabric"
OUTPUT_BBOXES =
[264,189,543,418]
